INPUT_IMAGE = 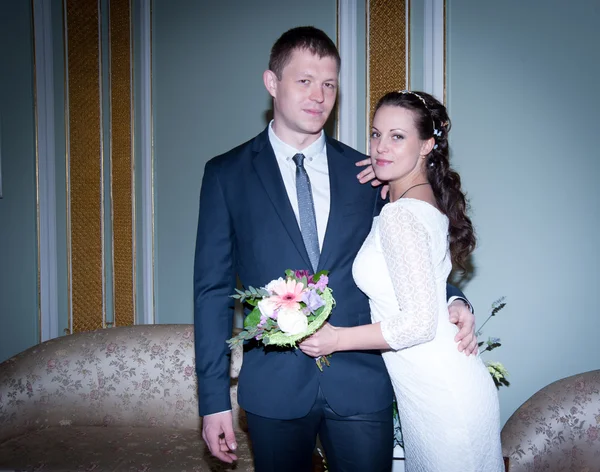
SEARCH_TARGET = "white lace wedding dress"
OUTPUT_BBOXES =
[353,198,504,472]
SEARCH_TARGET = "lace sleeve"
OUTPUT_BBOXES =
[378,203,438,350]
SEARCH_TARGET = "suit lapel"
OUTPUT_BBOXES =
[318,137,355,271]
[251,130,313,270]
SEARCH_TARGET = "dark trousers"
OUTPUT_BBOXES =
[246,387,394,472]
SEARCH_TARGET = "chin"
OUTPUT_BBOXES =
[301,122,326,135]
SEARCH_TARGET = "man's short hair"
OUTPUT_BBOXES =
[269,26,341,80]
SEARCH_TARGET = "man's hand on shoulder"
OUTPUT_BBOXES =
[449,300,478,356]
[355,158,389,199]
[202,410,237,463]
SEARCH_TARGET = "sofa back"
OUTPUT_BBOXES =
[0,324,243,441]
[501,369,600,471]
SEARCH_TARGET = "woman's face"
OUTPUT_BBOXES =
[369,105,433,184]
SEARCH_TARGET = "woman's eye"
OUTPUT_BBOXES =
[392,134,404,140]
[370,132,380,139]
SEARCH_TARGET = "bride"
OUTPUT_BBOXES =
[300,91,503,471]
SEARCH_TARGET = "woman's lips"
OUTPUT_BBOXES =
[374,158,392,166]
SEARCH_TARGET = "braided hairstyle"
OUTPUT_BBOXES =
[374,90,476,272]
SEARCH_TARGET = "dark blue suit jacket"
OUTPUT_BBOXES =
[193,128,465,419]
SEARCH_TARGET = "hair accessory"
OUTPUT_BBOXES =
[397,90,428,107]
[433,144,439,149]
[433,129,442,137]
[397,90,436,136]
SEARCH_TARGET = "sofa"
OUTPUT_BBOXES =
[501,369,600,471]
[0,324,253,471]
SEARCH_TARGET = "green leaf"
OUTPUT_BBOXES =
[243,307,262,329]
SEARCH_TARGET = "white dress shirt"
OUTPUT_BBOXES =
[268,121,330,250]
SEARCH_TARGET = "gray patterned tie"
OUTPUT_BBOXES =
[292,153,320,272]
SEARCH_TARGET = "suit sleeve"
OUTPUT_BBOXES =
[446,285,472,312]
[194,160,237,416]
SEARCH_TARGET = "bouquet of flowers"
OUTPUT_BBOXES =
[227,269,335,370]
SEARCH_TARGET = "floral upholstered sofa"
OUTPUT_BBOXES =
[0,324,253,471]
[501,369,600,471]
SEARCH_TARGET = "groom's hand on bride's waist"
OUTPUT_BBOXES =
[449,300,478,356]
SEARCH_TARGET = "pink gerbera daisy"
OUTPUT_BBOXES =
[269,278,305,311]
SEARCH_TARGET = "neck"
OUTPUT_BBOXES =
[271,120,322,150]
[389,176,430,202]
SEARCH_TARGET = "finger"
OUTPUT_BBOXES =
[369,178,382,187]
[212,441,237,463]
[355,158,371,167]
[215,450,237,463]
[207,434,234,463]
[458,333,473,353]
[357,170,374,183]
[380,185,389,199]
[467,337,478,356]
[221,420,238,453]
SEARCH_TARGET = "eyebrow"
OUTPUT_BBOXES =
[299,72,338,82]
[371,126,408,133]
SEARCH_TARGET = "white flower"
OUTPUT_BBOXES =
[264,277,285,295]
[258,297,278,319]
[277,307,308,335]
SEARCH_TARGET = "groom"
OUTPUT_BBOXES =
[194,26,476,472]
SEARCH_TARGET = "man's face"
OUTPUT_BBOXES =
[265,48,338,145]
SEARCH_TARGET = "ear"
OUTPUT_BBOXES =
[263,70,278,99]
[420,137,435,157]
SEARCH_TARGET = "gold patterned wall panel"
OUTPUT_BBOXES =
[64,0,136,333]
[109,0,135,327]
[367,0,409,131]
[65,0,104,333]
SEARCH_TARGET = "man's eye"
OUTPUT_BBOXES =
[324,83,336,89]
[299,79,310,84]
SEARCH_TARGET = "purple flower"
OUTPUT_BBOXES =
[302,289,325,312]
[294,270,313,283]
[313,275,328,291]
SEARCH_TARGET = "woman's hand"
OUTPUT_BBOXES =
[299,322,340,357]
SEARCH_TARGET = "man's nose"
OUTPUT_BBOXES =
[310,85,324,103]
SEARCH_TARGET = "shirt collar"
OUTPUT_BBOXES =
[268,120,326,162]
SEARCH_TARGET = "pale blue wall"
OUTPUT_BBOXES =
[0,1,39,361]
[447,0,600,425]
[152,0,337,323]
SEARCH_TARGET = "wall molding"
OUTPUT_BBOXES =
[33,0,59,342]
[337,0,358,150]
[139,0,155,324]
[423,0,445,102]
